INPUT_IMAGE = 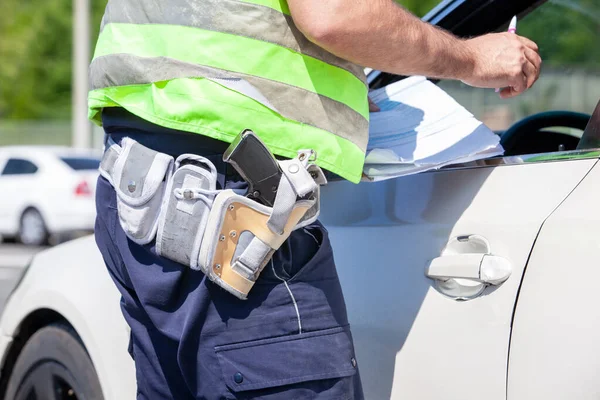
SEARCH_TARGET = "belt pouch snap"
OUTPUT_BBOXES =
[156,155,218,267]
[106,138,174,245]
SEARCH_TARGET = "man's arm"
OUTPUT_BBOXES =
[288,0,542,98]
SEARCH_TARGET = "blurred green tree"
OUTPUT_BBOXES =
[0,0,73,119]
[0,0,106,120]
[519,0,600,69]
[398,0,440,17]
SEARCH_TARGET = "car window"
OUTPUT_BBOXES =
[437,0,599,143]
[1,158,38,175]
[60,157,100,171]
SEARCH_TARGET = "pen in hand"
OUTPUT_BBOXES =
[508,15,518,34]
[496,16,518,93]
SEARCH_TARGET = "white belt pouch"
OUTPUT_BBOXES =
[99,138,325,299]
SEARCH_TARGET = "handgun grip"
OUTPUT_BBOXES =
[223,130,283,207]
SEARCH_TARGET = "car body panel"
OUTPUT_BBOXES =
[320,158,597,399]
[508,161,600,400]
[0,237,136,400]
[0,266,26,313]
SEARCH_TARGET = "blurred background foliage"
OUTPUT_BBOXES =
[519,0,600,69]
[399,0,440,17]
[0,0,105,120]
[0,0,598,122]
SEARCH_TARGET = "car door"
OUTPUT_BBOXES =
[321,153,598,400]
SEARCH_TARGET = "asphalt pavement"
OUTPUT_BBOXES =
[0,243,48,269]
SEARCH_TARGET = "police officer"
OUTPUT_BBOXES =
[91,1,541,398]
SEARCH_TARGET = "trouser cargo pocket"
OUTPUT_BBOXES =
[215,326,358,399]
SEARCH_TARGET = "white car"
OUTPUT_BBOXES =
[0,146,101,246]
[0,1,598,399]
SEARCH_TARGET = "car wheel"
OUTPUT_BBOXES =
[19,208,48,246]
[4,324,104,400]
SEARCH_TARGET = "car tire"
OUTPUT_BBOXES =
[4,324,104,400]
[18,208,48,246]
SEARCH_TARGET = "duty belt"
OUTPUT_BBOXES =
[99,130,326,299]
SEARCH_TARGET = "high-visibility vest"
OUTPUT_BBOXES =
[88,0,369,182]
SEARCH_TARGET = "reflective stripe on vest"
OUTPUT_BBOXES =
[88,0,369,182]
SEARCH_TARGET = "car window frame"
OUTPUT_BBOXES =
[0,157,40,176]
[59,156,101,171]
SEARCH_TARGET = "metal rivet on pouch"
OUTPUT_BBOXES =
[288,164,299,174]
[228,204,235,211]
[127,181,136,193]
[215,264,221,270]
[183,189,194,200]
[299,153,306,161]
[234,372,244,384]
[229,231,237,238]
[219,235,225,242]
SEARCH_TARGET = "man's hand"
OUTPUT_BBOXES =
[462,33,542,98]
[368,97,380,112]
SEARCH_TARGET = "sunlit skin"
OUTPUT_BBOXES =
[288,0,542,100]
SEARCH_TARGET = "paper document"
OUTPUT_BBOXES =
[364,76,503,181]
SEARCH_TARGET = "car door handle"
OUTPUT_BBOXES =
[426,253,512,285]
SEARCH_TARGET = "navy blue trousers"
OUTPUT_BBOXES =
[94,109,364,399]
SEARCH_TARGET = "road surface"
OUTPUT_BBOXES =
[0,244,47,269]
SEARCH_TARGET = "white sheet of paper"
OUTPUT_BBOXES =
[364,76,503,181]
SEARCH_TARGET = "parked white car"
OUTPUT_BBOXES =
[0,146,101,246]
[0,0,598,399]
